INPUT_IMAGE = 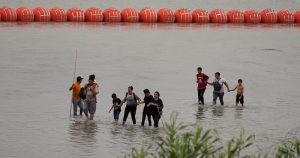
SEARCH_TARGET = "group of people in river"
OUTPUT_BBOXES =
[69,74,164,127]
[109,87,163,127]
[68,67,244,128]
[196,67,244,106]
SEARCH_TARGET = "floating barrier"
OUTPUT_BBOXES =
[244,10,261,24]
[140,7,157,23]
[33,7,50,22]
[121,8,139,23]
[192,9,209,23]
[260,9,277,23]
[0,7,17,21]
[210,9,227,23]
[277,10,294,23]
[295,11,300,23]
[157,8,175,23]
[67,8,84,22]
[16,7,34,22]
[50,7,66,22]
[1,6,299,24]
[103,8,121,22]
[227,9,244,23]
[175,8,192,23]
[85,7,103,22]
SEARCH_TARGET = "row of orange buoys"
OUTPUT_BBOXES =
[1,6,300,23]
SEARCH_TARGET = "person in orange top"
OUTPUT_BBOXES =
[69,76,83,115]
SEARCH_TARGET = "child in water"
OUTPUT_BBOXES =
[110,93,122,122]
[230,79,244,106]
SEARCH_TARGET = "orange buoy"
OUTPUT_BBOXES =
[50,7,66,22]
[227,9,244,23]
[33,7,51,22]
[210,9,227,23]
[244,9,261,24]
[0,7,17,21]
[85,7,103,22]
[260,9,277,23]
[67,8,84,22]
[16,7,34,22]
[277,10,294,23]
[157,8,175,23]
[192,9,209,23]
[103,8,121,22]
[121,8,139,23]
[139,7,157,23]
[294,11,300,23]
[175,8,192,23]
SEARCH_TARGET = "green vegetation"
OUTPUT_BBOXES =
[126,112,300,158]
[276,138,300,158]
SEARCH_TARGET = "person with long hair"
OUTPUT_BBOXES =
[147,91,164,128]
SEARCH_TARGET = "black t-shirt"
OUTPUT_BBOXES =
[144,95,154,108]
[113,98,122,111]
[152,99,164,112]
[113,98,121,104]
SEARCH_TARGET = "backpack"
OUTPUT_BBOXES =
[213,80,222,91]
[79,87,86,100]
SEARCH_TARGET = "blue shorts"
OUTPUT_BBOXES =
[113,110,121,120]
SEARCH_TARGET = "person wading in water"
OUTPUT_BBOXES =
[83,74,99,120]
[109,93,122,122]
[139,89,154,127]
[120,86,141,126]
[69,76,84,115]
[207,72,230,105]
[196,67,209,105]
[147,91,164,128]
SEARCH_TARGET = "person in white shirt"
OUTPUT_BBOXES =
[207,72,230,105]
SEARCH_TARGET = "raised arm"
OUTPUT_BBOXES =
[69,84,74,91]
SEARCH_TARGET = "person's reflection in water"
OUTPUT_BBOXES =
[195,106,206,120]
[234,106,243,119]
[68,120,98,157]
[212,106,224,117]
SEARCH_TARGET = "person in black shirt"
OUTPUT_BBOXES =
[147,91,164,128]
[139,89,154,127]
[110,93,122,122]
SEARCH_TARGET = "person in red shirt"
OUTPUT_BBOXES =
[196,67,209,105]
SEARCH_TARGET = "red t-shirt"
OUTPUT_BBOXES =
[197,73,209,90]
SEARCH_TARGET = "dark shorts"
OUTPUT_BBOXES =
[236,94,244,104]
[84,101,96,114]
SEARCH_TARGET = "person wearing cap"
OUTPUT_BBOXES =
[69,76,84,115]
[83,74,99,120]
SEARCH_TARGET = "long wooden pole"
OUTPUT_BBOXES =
[70,49,78,119]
